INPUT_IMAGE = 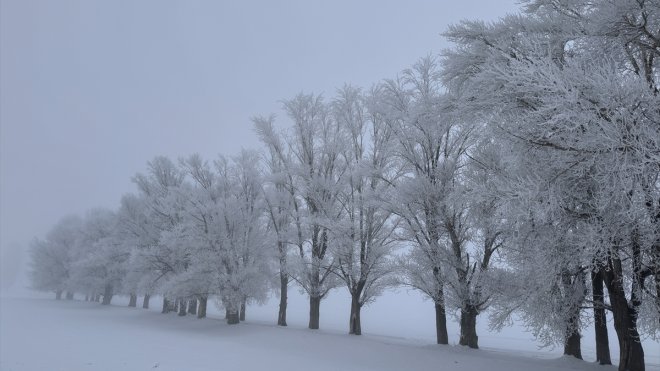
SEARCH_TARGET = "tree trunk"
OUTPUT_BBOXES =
[162,297,172,314]
[459,306,479,349]
[277,242,288,326]
[226,308,240,325]
[564,327,582,359]
[655,251,660,324]
[95,294,101,302]
[85,294,89,301]
[240,299,246,321]
[197,296,207,319]
[309,296,321,330]
[603,258,645,371]
[142,294,150,309]
[187,299,197,315]
[434,299,449,345]
[128,293,137,307]
[592,270,611,365]
[101,284,113,305]
[278,272,288,326]
[177,298,187,316]
[55,290,62,300]
[65,291,74,300]
[349,293,362,335]
[559,268,584,360]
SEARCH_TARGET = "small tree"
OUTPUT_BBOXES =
[29,215,82,299]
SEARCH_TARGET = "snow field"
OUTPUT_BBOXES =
[2,290,658,371]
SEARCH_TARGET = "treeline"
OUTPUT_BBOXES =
[30,2,658,371]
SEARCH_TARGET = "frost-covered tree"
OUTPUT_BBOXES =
[256,93,344,330]
[67,208,122,305]
[155,180,212,316]
[330,85,400,335]
[447,137,507,349]
[117,193,159,309]
[212,152,272,324]
[30,215,82,299]
[254,115,296,326]
[442,1,659,368]
[284,94,345,330]
[162,156,219,317]
[442,12,594,357]
[131,156,186,313]
[171,152,272,324]
[382,57,474,345]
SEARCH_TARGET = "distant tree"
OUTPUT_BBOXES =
[29,215,82,299]
[116,193,158,309]
[131,156,185,313]
[67,208,122,305]
[172,152,272,324]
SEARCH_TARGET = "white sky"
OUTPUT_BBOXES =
[0,0,519,273]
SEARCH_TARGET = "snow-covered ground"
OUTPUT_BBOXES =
[1,286,659,371]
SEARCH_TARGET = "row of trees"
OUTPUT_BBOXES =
[30,1,658,370]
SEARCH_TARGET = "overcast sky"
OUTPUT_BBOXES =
[0,0,519,280]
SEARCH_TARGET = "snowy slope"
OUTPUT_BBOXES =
[1,295,658,371]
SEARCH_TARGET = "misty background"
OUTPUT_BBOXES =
[0,0,517,291]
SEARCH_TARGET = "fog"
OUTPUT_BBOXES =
[0,0,518,286]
